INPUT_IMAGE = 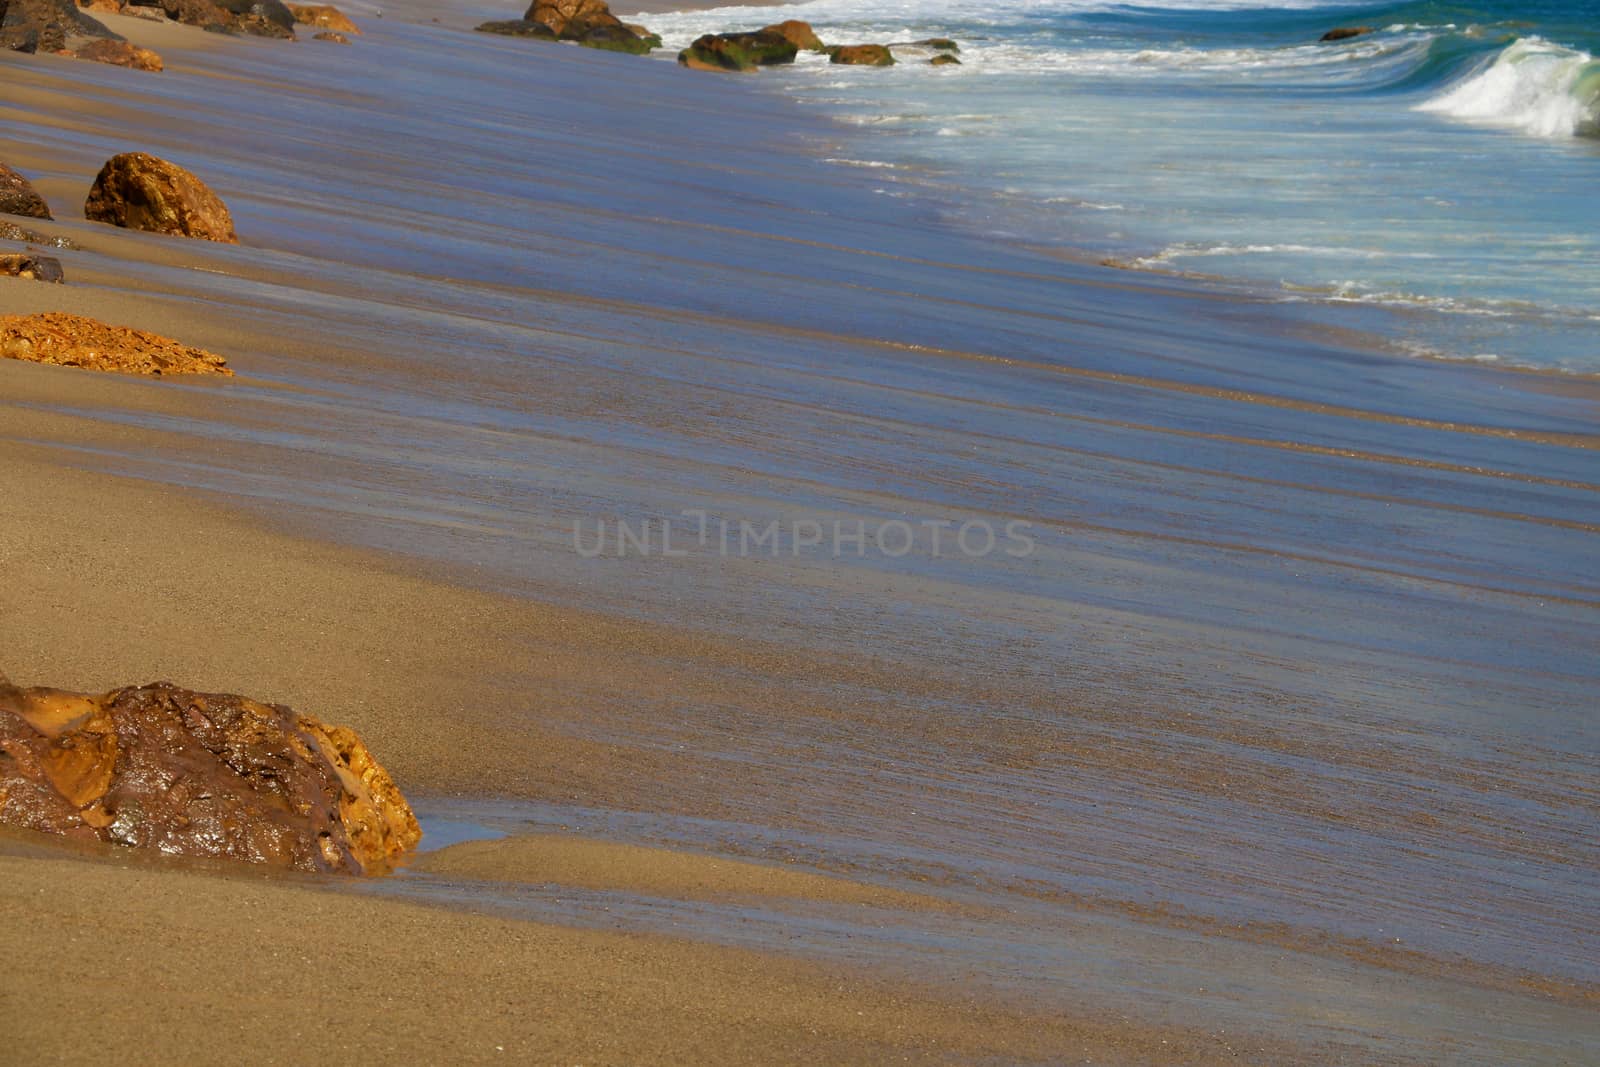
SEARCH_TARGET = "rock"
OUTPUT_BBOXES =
[0,253,64,282]
[1319,26,1374,42]
[828,43,894,66]
[124,0,292,37]
[1,0,118,53]
[522,0,617,38]
[474,18,554,38]
[78,0,124,15]
[759,18,821,52]
[678,30,797,73]
[288,1,354,33]
[0,676,419,873]
[0,312,232,374]
[84,152,237,243]
[577,21,651,53]
[310,27,344,42]
[212,0,295,37]
[916,37,958,52]
[929,53,959,66]
[74,37,163,68]
[621,21,658,48]
[0,220,77,247]
[0,162,51,220]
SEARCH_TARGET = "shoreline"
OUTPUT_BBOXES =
[3,4,1598,1062]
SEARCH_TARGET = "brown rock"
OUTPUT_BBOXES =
[678,30,796,72]
[0,161,51,220]
[0,220,77,247]
[760,19,821,52]
[0,253,65,282]
[0,312,232,375]
[74,36,162,68]
[474,18,555,38]
[1,0,117,53]
[522,0,619,38]
[829,43,894,66]
[124,0,294,37]
[84,151,237,242]
[929,53,959,66]
[311,28,345,42]
[77,0,123,14]
[1320,26,1374,42]
[288,1,354,32]
[0,676,420,874]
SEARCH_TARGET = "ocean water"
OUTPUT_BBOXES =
[639,0,1600,371]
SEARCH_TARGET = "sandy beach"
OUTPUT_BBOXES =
[2,3,1597,1063]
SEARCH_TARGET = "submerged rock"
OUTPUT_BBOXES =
[929,53,960,66]
[760,19,822,52]
[0,676,420,874]
[475,17,553,38]
[84,151,237,243]
[75,37,163,68]
[1320,26,1374,42]
[916,37,958,53]
[0,0,117,53]
[829,43,894,66]
[288,1,355,33]
[0,252,64,281]
[311,28,346,42]
[0,312,232,375]
[678,30,797,73]
[0,162,51,220]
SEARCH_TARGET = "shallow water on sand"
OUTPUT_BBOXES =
[2,7,1597,1061]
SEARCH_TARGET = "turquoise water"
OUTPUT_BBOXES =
[641,0,1600,371]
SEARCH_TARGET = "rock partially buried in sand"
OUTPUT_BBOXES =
[829,43,894,66]
[0,161,51,220]
[74,37,163,68]
[760,19,822,52]
[678,30,797,73]
[0,252,64,282]
[0,675,421,874]
[1320,26,1375,42]
[0,312,232,375]
[0,0,118,53]
[288,1,355,33]
[84,151,238,243]
[311,28,346,42]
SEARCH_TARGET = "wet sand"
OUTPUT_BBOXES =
[2,3,1598,1063]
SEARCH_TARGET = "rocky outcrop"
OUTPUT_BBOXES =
[930,53,959,66]
[1,0,117,53]
[678,29,797,72]
[760,19,821,52]
[0,253,64,281]
[84,152,237,243]
[311,28,345,42]
[123,0,294,37]
[0,162,51,220]
[1320,26,1374,42]
[75,37,163,68]
[0,312,232,375]
[828,43,894,66]
[288,2,355,33]
[0,676,420,874]
[476,0,654,53]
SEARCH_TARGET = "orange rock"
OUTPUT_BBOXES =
[312,29,348,43]
[0,312,232,376]
[0,676,421,874]
[84,151,237,242]
[760,19,822,52]
[1,161,52,220]
[289,2,357,34]
[74,38,164,70]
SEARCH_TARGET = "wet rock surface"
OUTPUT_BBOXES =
[0,252,64,281]
[477,0,654,53]
[0,312,232,374]
[0,676,420,874]
[74,37,163,68]
[828,43,894,66]
[0,161,51,220]
[679,30,797,73]
[288,2,355,33]
[1320,26,1375,42]
[84,151,238,242]
[760,19,821,53]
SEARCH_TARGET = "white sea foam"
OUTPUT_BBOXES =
[1418,37,1600,138]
